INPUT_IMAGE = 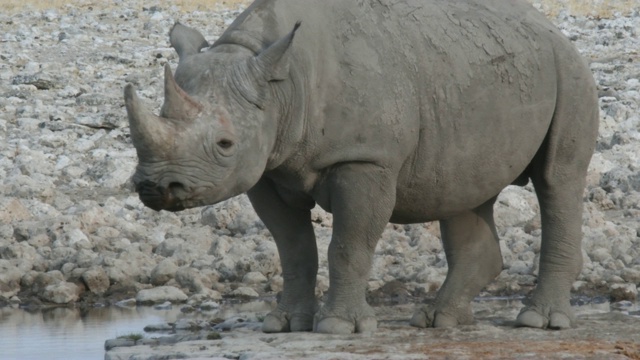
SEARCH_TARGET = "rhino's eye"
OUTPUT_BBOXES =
[217,139,233,149]
[216,138,235,157]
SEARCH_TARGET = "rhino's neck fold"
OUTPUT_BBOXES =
[264,66,308,172]
[230,61,268,109]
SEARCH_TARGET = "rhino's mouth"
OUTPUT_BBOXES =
[136,180,186,212]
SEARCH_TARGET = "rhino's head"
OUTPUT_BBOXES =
[124,22,299,212]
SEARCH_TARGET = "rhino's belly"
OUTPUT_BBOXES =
[389,94,555,224]
[390,183,508,224]
[390,172,525,224]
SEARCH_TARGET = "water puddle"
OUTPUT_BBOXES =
[0,305,185,360]
[0,296,637,360]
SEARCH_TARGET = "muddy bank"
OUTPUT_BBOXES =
[104,299,640,359]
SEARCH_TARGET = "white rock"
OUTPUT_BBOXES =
[41,282,79,304]
[66,228,92,249]
[82,267,110,295]
[150,259,179,286]
[242,271,268,285]
[136,286,188,304]
[0,198,32,222]
[200,301,221,310]
[154,238,185,257]
[0,260,23,298]
[175,267,212,293]
[153,301,173,310]
[231,287,259,298]
[188,289,223,304]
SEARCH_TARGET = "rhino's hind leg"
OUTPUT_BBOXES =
[248,179,318,333]
[516,48,598,330]
[515,181,583,330]
[313,164,397,334]
[515,166,588,329]
[411,197,502,328]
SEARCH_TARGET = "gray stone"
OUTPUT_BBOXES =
[154,237,185,257]
[31,271,64,294]
[115,298,137,308]
[104,338,136,351]
[0,198,32,223]
[188,289,223,304]
[11,73,57,90]
[82,267,110,295]
[150,259,178,286]
[610,283,638,302]
[199,301,221,311]
[175,267,212,293]
[66,228,92,250]
[0,260,23,298]
[153,301,173,310]
[143,323,174,332]
[201,196,262,234]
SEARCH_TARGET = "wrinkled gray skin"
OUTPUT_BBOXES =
[124,0,598,334]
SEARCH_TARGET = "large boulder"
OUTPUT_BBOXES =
[82,267,110,295]
[0,260,23,298]
[150,259,179,286]
[41,281,80,304]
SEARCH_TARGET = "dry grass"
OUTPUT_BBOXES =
[532,0,638,17]
[0,0,636,18]
[0,0,251,13]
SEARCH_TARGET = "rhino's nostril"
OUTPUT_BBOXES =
[168,182,187,196]
[168,182,184,190]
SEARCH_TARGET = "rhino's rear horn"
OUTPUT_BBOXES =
[161,64,203,120]
[124,83,174,157]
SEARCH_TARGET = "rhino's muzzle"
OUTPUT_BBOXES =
[135,180,186,212]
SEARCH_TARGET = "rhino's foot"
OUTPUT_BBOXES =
[410,304,474,328]
[262,309,314,333]
[515,305,574,330]
[313,304,377,334]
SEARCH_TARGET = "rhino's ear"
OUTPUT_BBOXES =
[254,22,301,81]
[170,22,209,61]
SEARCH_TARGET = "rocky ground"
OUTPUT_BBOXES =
[0,0,639,358]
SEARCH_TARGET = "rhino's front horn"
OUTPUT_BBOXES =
[161,64,203,120]
[124,83,175,157]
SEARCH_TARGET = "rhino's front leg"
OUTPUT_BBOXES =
[313,164,396,334]
[248,178,318,333]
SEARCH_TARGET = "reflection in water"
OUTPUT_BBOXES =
[0,305,185,360]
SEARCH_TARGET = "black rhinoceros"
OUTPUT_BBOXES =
[124,0,599,334]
